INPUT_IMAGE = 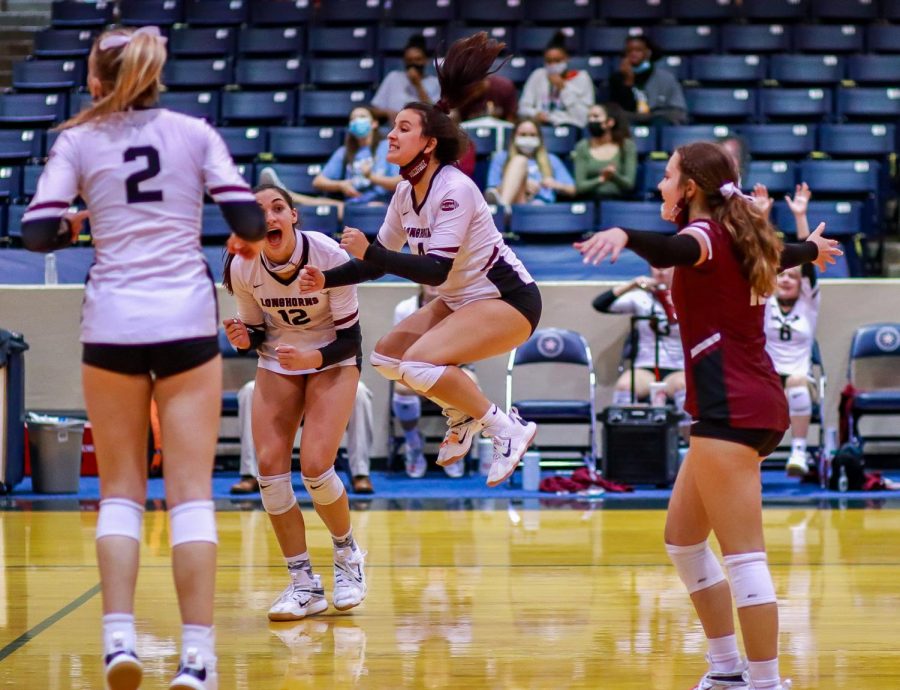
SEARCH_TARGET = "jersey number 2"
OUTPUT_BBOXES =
[124,147,163,203]
[277,308,310,326]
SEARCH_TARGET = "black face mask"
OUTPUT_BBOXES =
[588,122,607,137]
[405,63,426,76]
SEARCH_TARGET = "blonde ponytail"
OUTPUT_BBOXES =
[58,27,167,130]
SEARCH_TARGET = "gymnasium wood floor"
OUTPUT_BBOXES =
[0,503,898,689]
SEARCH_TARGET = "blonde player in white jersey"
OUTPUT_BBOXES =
[222,184,367,622]
[300,33,542,487]
[21,27,265,690]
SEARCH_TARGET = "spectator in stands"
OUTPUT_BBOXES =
[313,106,401,205]
[484,118,576,210]
[230,380,376,495]
[370,34,441,124]
[518,31,594,128]
[457,74,519,123]
[609,35,687,126]
[572,103,638,200]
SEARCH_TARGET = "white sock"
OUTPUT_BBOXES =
[102,612,136,653]
[478,404,510,437]
[791,438,807,454]
[612,389,632,406]
[286,551,312,580]
[707,633,741,673]
[748,658,780,688]
[182,624,216,667]
[332,528,356,551]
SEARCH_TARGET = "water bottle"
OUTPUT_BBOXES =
[44,252,58,285]
[838,464,849,493]
[478,438,493,477]
[522,451,541,491]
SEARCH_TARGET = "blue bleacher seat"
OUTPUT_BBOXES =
[163,58,233,90]
[630,125,658,156]
[769,54,844,85]
[217,126,267,161]
[818,123,895,157]
[222,90,296,125]
[21,164,42,199]
[0,205,6,240]
[446,25,514,48]
[691,55,767,84]
[583,26,637,56]
[158,90,219,122]
[661,124,737,152]
[308,26,376,56]
[721,24,791,54]
[524,0,594,23]
[169,28,236,58]
[299,205,341,235]
[660,56,691,82]
[795,24,863,53]
[741,0,807,21]
[847,56,900,85]
[746,160,797,193]
[685,88,757,122]
[837,87,900,120]
[249,0,312,26]
[595,0,667,24]
[810,0,878,22]
[867,25,900,54]
[638,159,667,195]
[774,200,862,236]
[568,56,612,83]
[492,56,534,88]
[319,0,385,24]
[799,159,880,197]
[308,58,379,88]
[0,93,68,126]
[343,203,389,237]
[299,90,370,124]
[514,244,649,280]
[259,163,322,195]
[119,0,183,26]
[234,58,304,89]
[185,0,248,26]
[599,200,673,234]
[237,27,305,57]
[509,202,595,237]
[386,0,455,24]
[459,0,524,24]
[0,166,22,201]
[0,247,95,282]
[377,25,442,54]
[670,0,737,22]
[33,29,94,57]
[515,26,582,56]
[13,59,85,91]
[651,25,718,55]
[540,125,579,157]
[382,56,438,78]
[269,126,345,161]
[67,90,92,119]
[0,130,43,163]
[740,123,816,158]
[760,87,832,121]
[201,204,230,239]
[51,1,114,27]
[5,205,27,240]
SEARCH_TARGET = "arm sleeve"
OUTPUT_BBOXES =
[320,147,346,180]
[202,124,265,241]
[779,241,818,271]
[363,243,453,286]
[610,140,638,192]
[22,132,80,252]
[322,255,387,288]
[592,290,618,312]
[317,322,362,368]
[554,72,594,127]
[623,229,703,267]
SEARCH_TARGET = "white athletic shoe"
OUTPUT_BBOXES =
[268,572,328,622]
[258,166,286,190]
[443,456,465,478]
[436,411,483,467]
[404,447,427,478]
[692,660,750,689]
[169,648,217,690]
[104,632,142,690]
[785,450,809,477]
[486,408,537,488]
[333,547,367,611]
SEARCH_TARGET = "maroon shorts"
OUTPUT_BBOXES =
[691,419,785,457]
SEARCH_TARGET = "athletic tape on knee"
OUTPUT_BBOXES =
[302,467,345,506]
[723,552,777,608]
[786,386,812,416]
[399,360,446,395]
[666,541,726,594]
[96,497,144,542]
[169,500,217,547]
[258,472,297,516]
[370,352,402,382]
[392,392,422,423]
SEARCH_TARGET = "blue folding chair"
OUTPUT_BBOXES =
[516,26,582,56]
[343,204,388,238]
[818,124,895,158]
[630,124,658,157]
[459,0,524,24]
[509,203,595,238]
[685,88,757,122]
[13,59,85,91]
[747,160,797,194]
[0,93,68,126]
[795,24,864,53]
[770,54,844,86]
[599,200,673,234]
[158,91,220,123]
[217,126,267,162]
[163,59,233,90]
[50,1,114,27]
[318,0,385,24]
[33,29,95,58]
[847,56,900,85]
[867,25,900,54]
[691,55,767,84]
[837,87,900,120]
[721,24,791,54]
[237,27,304,57]
[524,0,594,24]
[671,0,737,22]
[651,25,719,55]
[185,0,248,26]
[741,0,808,21]
[299,205,341,235]
[377,25,442,55]
[169,28,236,58]
[249,0,312,26]
[661,124,737,152]
[760,87,831,121]
[810,0,878,22]
[299,90,370,125]
[845,324,900,450]
[221,90,296,126]
[506,328,598,467]
[308,27,376,56]
[386,0,455,24]
[774,200,862,236]
[119,0,183,26]
[799,159,880,197]
[583,26,636,55]
[595,0,668,24]
[740,123,816,158]
[269,126,345,161]
[235,58,304,89]
[308,58,379,89]
[0,166,22,202]
[0,130,43,164]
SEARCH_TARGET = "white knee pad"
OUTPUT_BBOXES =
[612,389,632,406]
[302,467,345,506]
[392,392,422,423]
[258,472,298,516]
[666,541,727,594]
[169,500,217,547]
[723,552,777,608]
[786,386,812,416]
[399,360,446,395]
[370,352,402,382]
[96,497,144,542]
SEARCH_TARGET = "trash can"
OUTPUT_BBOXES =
[26,414,85,493]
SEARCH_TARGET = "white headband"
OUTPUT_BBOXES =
[719,181,754,202]
[99,26,166,52]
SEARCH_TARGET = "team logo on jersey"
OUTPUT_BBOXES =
[405,226,431,238]
[535,331,564,359]
[261,296,319,307]
[440,198,458,212]
[875,326,900,353]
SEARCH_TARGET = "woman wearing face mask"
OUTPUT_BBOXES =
[573,103,637,200]
[370,34,441,124]
[484,118,575,209]
[312,106,401,204]
[609,35,687,126]
[299,33,542,488]
[575,141,842,690]
[518,30,594,128]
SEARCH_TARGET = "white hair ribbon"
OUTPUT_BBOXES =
[719,181,754,202]
[99,26,167,52]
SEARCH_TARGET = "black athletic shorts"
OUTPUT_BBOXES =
[691,419,785,457]
[501,282,542,335]
[82,336,220,378]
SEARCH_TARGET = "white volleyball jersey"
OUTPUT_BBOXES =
[24,108,254,344]
[608,290,684,370]
[376,165,533,310]
[229,230,360,376]
[764,273,820,377]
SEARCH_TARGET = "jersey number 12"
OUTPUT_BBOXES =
[124,147,163,203]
